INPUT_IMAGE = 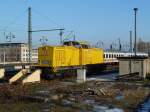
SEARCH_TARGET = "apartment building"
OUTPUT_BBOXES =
[0,43,38,63]
[32,49,38,63]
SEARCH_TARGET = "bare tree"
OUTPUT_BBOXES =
[137,38,150,56]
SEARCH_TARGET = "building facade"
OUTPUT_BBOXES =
[32,49,38,63]
[0,43,38,63]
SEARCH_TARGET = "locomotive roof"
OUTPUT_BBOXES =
[63,41,89,45]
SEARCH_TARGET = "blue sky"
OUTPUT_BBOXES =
[0,0,149,48]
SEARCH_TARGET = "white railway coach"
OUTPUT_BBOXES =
[104,51,148,63]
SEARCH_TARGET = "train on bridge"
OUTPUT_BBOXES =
[104,51,148,63]
[0,41,148,83]
[37,41,148,75]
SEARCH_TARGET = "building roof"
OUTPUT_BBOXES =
[0,42,28,46]
[117,56,148,60]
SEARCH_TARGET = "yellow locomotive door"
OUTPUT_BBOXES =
[55,49,65,67]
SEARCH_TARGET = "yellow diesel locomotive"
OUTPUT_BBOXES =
[38,41,104,74]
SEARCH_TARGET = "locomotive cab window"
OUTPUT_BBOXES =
[63,41,90,49]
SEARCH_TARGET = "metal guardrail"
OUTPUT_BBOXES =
[0,62,37,65]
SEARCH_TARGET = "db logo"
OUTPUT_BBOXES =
[41,47,48,56]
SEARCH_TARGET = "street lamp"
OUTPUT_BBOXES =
[6,32,16,42]
[133,8,138,56]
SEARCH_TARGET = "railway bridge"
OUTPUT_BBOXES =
[0,62,37,71]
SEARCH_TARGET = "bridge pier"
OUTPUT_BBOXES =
[9,69,41,84]
[118,57,150,79]
[0,68,5,79]
[77,69,86,83]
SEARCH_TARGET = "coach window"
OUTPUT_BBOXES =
[109,54,111,58]
[105,54,107,58]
